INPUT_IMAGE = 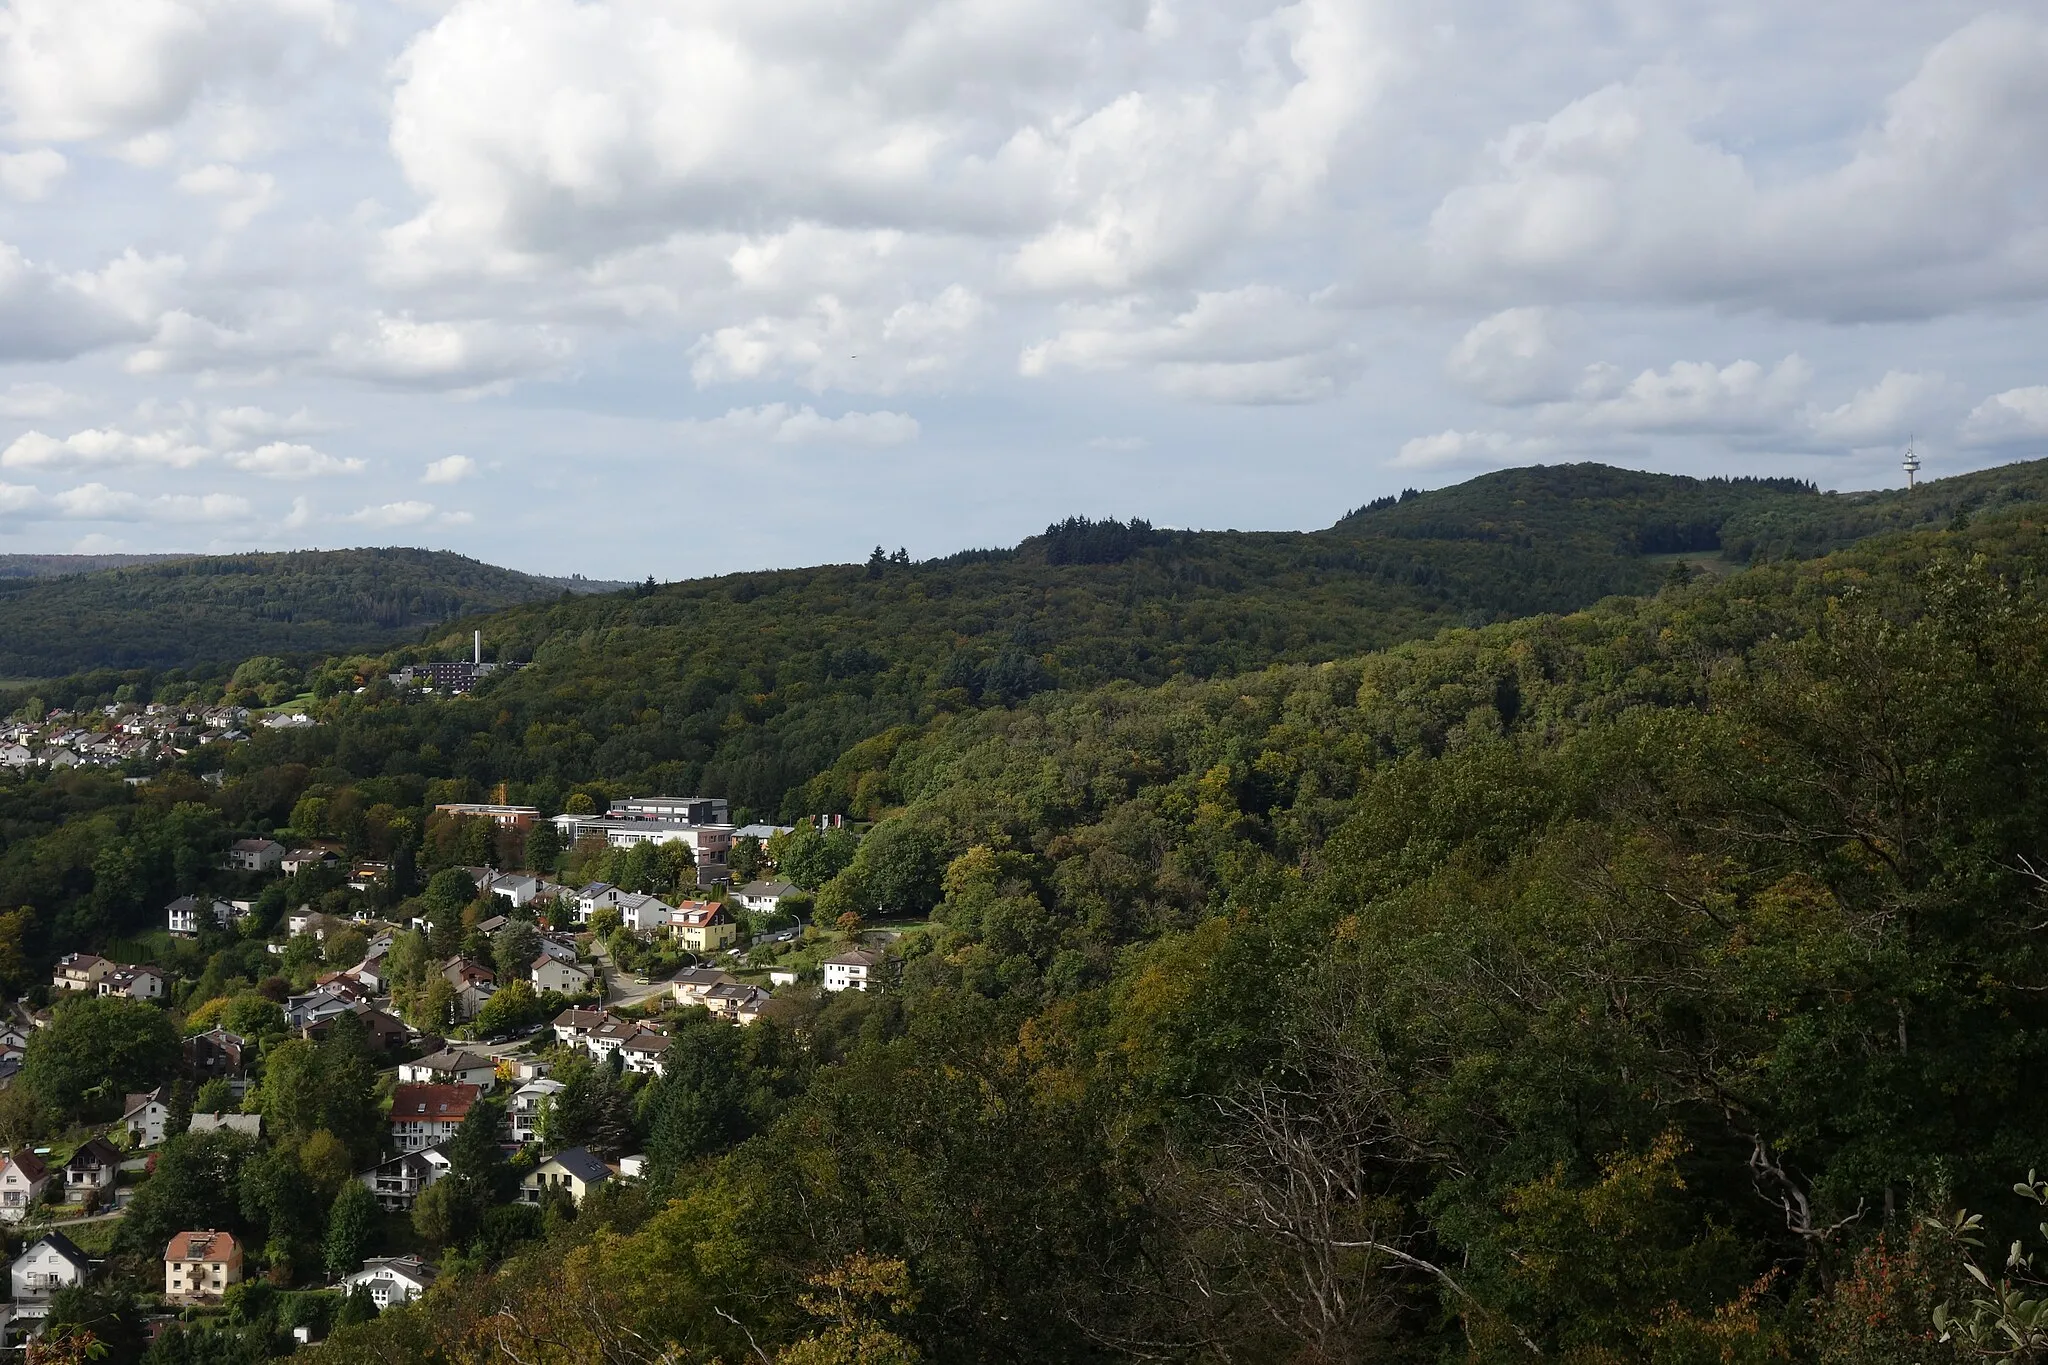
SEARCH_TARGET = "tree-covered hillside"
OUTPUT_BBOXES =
[5,471,2048,1362]
[0,548,597,678]
[268,498,2048,1363]
[244,463,1847,820]
[0,552,187,580]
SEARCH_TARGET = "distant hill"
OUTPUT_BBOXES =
[0,552,190,580]
[210,462,1863,819]
[0,548,608,678]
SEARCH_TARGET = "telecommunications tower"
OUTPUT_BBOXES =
[1902,438,1919,490]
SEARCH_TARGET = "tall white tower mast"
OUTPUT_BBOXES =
[1903,438,1919,490]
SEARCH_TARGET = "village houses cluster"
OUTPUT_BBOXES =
[0,700,314,774]
[0,793,894,1346]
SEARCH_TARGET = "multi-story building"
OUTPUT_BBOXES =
[164,1231,242,1304]
[389,1084,480,1153]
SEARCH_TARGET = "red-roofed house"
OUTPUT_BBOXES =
[165,1230,242,1303]
[669,901,736,953]
[390,1083,480,1152]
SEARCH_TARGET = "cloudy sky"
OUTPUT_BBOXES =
[0,0,2042,578]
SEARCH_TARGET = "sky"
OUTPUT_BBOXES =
[0,0,2043,579]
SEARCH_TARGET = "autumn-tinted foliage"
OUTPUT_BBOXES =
[288,499,2048,1363]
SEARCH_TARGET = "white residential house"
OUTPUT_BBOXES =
[390,1085,479,1153]
[519,1147,610,1207]
[284,982,362,1031]
[123,1089,173,1147]
[484,873,541,908]
[358,1147,452,1211]
[0,1151,50,1222]
[586,1015,646,1060]
[620,1032,671,1076]
[223,838,286,873]
[398,1049,499,1088]
[574,882,623,924]
[613,892,674,934]
[823,946,886,993]
[62,1138,121,1205]
[671,966,735,1006]
[704,982,772,1026]
[342,1256,437,1307]
[167,895,234,936]
[0,745,33,769]
[531,955,593,996]
[280,849,337,876]
[508,1078,565,1144]
[735,880,797,914]
[10,1232,88,1317]
[551,1008,608,1047]
[100,965,166,1000]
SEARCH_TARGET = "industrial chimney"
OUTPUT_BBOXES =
[474,630,481,665]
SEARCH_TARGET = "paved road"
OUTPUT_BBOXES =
[588,939,683,1010]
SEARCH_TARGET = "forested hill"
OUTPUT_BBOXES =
[1337,458,2048,561]
[291,494,2048,1362]
[0,548,597,678]
[0,552,188,580]
[267,460,2025,821]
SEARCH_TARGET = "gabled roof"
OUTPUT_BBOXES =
[188,1113,262,1137]
[672,966,734,989]
[825,946,886,967]
[621,1031,671,1054]
[123,1088,165,1118]
[352,1255,437,1288]
[390,1083,480,1123]
[66,1136,123,1170]
[166,1230,238,1262]
[412,1048,496,1073]
[540,1146,611,1185]
[22,1231,87,1269]
[442,957,495,986]
[739,880,796,897]
[2,1148,47,1181]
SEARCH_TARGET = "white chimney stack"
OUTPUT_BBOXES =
[474,630,481,665]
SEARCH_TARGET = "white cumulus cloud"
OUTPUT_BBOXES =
[326,315,570,392]
[1960,387,2048,447]
[695,404,920,447]
[223,441,363,479]
[0,0,346,144]
[421,455,477,484]
[0,425,210,471]
[1445,307,1581,405]
[0,148,64,200]
[1022,286,1360,404]
[343,499,437,527]
[1392,429,1557,469]
[1427,14,2048,319]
